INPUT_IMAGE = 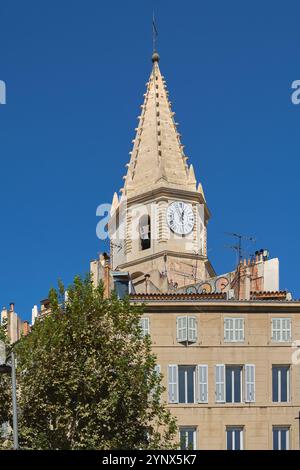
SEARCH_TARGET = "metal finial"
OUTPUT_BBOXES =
[152,51,160,63]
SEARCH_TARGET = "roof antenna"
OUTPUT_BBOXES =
[225,232,256,266]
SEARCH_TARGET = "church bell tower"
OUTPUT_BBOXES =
[108,51,215,293]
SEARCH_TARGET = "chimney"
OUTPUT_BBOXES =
[31,305,39,326]
[102,252,111,299]
[23,321,31,336]
[9,302,15,312]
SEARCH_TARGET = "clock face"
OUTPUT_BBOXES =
[166,201,195,235]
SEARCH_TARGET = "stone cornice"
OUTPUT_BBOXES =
[117,250,209,270]
[129,297,300,314]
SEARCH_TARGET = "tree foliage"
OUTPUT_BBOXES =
[0,320,12,449]
[15,275,177,449]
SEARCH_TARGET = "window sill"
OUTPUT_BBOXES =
[271,401,291,405]
[177,341,197,346]
[223,340,245,344]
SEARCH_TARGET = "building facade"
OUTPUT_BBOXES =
[91,50,300,450]
[131,293,300,450]
[0,303,30,343]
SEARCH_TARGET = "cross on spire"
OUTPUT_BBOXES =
[152,12,158,53]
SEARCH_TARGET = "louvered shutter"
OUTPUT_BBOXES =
[198,365,208,403]
[282,318,291,342]
[272,318,280,341]
[215,364,225,402]
[177,316,187,342]
[245,364,255,402]
[188,317,197,343]
[168,365,178,403]
[224,318,230,341]
[282,319,288,341]
[286,318,292,341]
[236,318,244,341]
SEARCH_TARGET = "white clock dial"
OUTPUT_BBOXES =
[166,201,195,235]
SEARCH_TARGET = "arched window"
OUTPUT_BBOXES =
[139,215,151,250]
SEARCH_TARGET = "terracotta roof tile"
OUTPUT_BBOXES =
[130,292,226,301]
[250,291,288,300]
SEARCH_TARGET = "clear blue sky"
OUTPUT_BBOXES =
[1,1,299,321]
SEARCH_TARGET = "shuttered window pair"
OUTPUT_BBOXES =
[224,318,244,342]
[271,318,292,342]
[176,316,197,343]
[168,365,208,403]
[215,364,255,403]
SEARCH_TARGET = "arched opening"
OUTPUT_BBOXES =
[139,214,151,250]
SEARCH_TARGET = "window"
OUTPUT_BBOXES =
[139,215,151,250]
[179,427,197,450]
[224,318,244,342]
[215,364,255,403]
[179,366,196,404]
[273,427,289,450]
[140,317,149,336]
[226,427,243,450]
[168,365,195,404]
[226,366,242,403]
[272,366,290,403]
[168,364,208,404]
[272,318,292,342]
[176,316,197,343]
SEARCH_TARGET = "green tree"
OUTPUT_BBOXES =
[16,275,177,449]
[0,320,13,449]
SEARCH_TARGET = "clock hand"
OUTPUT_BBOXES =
[181,208,185,222]
[175,205,182,219]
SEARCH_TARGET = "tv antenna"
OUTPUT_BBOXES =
[225,232,256,266]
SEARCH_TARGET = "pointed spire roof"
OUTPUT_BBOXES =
[123,52,199,197]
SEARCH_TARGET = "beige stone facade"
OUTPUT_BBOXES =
[130,296,300,449]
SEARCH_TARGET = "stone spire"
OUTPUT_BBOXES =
[123,52,198,197]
